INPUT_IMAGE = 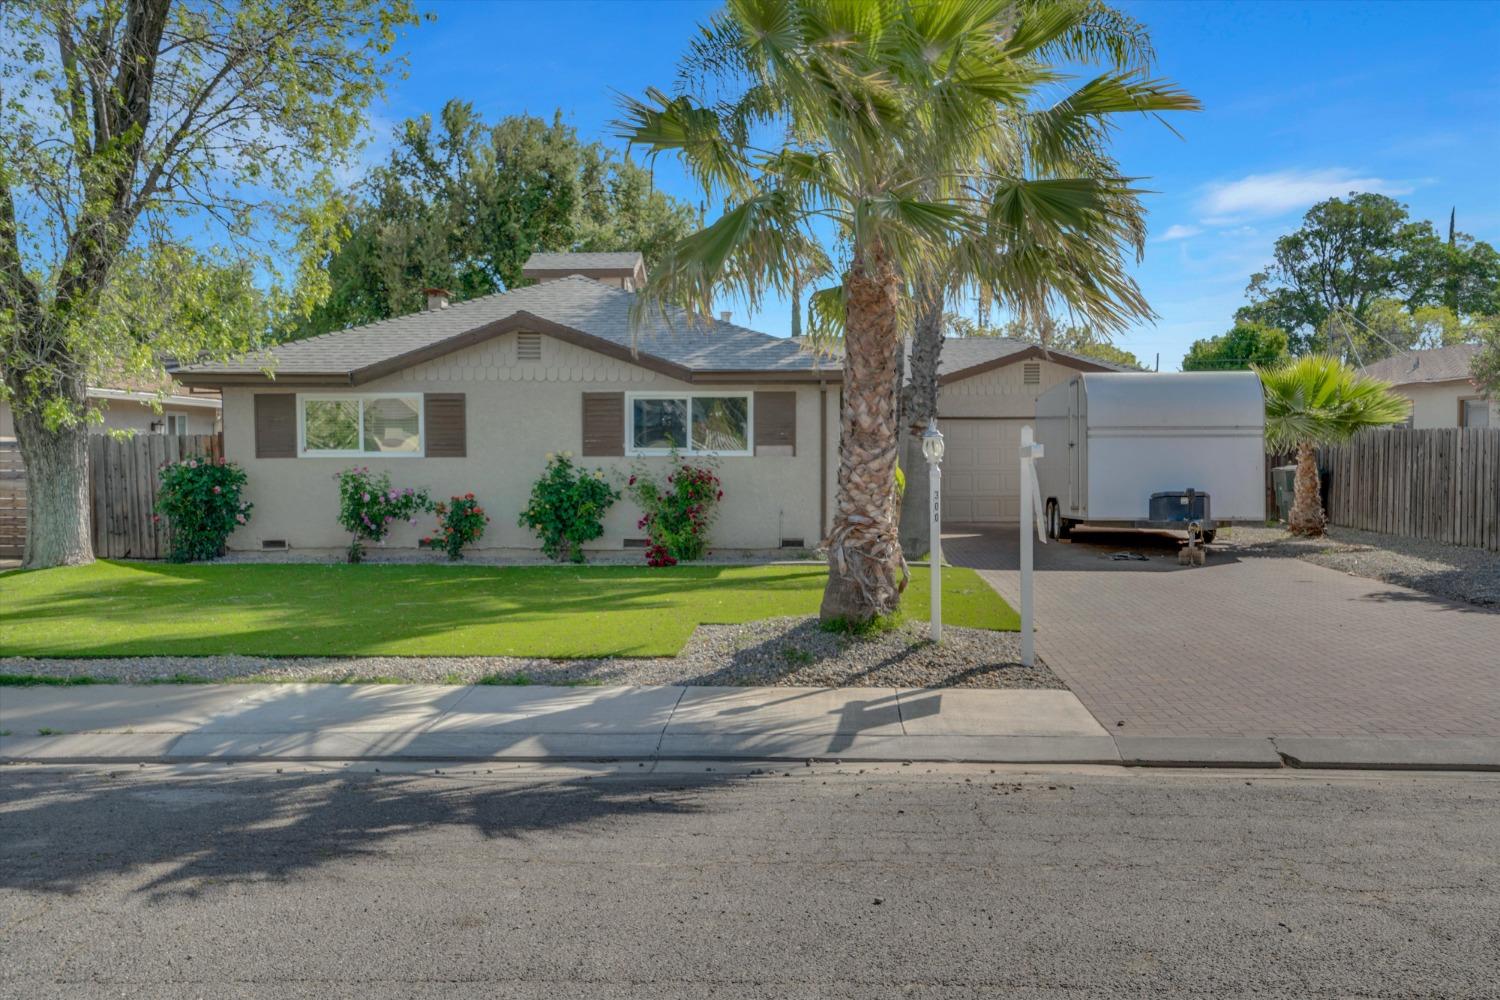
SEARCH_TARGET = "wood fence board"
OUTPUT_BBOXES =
[1314,427,1499,552]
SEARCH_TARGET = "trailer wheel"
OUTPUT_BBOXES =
[1045,500,1059,540]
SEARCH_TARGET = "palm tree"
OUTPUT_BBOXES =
[1257,355,1409,537]
[618,0,1196,624]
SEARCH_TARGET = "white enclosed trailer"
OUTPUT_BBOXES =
[1034,371,1266,543]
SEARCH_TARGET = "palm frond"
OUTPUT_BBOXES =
[1257,355,1410,449]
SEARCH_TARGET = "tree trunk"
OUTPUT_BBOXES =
[12,401,94,568]
[820,244,906,624]
[1287,440,1325,537]
[898,284,944,558]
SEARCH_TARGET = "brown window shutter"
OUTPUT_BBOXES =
[254,393,296,458]
[754,391,797,455]
[581,392,624,456]
[424,393,467,457]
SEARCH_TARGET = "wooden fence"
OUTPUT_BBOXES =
[1323,427,1500,551]
[89,433,223,559]
[0,441,25,559]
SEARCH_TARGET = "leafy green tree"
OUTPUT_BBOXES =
[1257,356,1408,537]
[1471,324,1500,398]
[1182,321,1290,371]
[619,0,1194,624]
[0,0,418,568]
[296,104,699,337]
[1237,194,1500,356]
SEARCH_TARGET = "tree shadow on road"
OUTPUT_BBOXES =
[0,766,738,901]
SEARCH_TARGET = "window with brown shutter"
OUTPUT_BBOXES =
[581,392,624,456]
[753,391,796,456]
[424,393,466,457]
[254,393,296,458]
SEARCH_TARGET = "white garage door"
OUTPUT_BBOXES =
[941,419,1022,523]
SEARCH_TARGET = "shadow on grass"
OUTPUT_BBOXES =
[0,562,832,659]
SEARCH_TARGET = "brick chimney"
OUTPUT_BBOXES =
[424,287,450,311]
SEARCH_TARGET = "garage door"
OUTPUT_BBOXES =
[941,419,1022,523]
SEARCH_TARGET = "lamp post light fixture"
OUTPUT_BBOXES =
[921,418,945,643]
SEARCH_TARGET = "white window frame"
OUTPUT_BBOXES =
[163,413,189,435]
[625,391,754,457]
[297,392,425,458]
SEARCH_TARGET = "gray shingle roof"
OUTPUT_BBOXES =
[1358,343,1481,386]
[175,276,833,380]
[522,251,643,272]
[933,336,1136,375]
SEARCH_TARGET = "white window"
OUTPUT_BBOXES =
[626,392,751,456]
[163,413,189,435]
[298,393,423,457]
[1460,398,1490,428]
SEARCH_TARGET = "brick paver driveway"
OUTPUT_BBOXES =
[946,526,1498,739]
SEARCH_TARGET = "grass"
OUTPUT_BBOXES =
[0,560,1018,659]
[0,674,116,687]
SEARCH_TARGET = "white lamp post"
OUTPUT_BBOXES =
[921,418,946,643]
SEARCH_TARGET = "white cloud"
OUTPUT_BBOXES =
[1198,168,1411,222]
[1156,224,1201,242]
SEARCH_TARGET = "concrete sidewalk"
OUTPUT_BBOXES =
[2,683,1498,769]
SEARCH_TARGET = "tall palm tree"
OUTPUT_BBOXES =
[1257,355,1409,537]
[618,0,1196,624]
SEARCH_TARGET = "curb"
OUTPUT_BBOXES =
[6,732,1500,772]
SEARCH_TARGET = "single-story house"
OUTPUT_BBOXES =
[1359,344,1491,428]
[0,382,220,441]
[172,252,1127,554]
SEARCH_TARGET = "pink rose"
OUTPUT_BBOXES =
[212,485,222,494]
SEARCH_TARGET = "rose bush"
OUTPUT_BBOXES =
[626,454,722,566]
[335,466,433,563]
[154,456,252,562]
[421,492,490,560]
[518,452,620,562]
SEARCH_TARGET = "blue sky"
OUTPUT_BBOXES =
[370,0,1500,370]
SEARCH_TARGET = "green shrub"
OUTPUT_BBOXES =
[421,492,490,560]
[154,456,252,562]
[518,453,621,562]
[626,454,722,566]
[335,467,434,563]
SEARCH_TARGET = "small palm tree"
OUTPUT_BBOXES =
[1257,355,1409,536]
[618,0,1196,624]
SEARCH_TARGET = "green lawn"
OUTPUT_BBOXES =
[0,561,1017,658]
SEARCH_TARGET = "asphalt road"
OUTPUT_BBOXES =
[2,762,1498,998]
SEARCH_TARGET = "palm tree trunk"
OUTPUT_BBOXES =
[1287,440,1325,537]
[898,283,944,558]
[820,243,906,624]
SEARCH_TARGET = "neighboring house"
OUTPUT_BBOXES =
[0,384,220,441]
[1358,344,1491,429]
[172,252,1128,555]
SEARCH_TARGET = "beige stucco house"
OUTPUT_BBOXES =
[0,384,219,441]
[172,252,1123,555]
[1359,344,1492,429]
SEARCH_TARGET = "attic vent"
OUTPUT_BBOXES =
[1022,361,1041,385]
[517,332,542,361]
[261,539,288,550]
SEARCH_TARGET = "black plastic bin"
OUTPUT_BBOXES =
[1148,490,1210,524]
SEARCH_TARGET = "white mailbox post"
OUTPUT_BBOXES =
[922,418,946,643]
[1018,424,1046,667]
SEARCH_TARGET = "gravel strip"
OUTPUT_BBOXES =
[1229,525,1500,608]
[0,617,1062,690]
